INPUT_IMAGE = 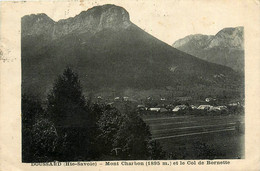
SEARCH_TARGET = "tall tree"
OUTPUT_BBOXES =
[46,67,87,127]
[46,67,92,160]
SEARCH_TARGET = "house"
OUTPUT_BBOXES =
[149,108,168,113]
[114,97,120,101]
[228,102,240,106]
[123,97,129,101]
[172,105,188,112]
[190,105,197,109]
[211,106,228,111]
[197,105,213,110]
[137,104,145,108]
[149,108,161,112]
[137,105,146,111]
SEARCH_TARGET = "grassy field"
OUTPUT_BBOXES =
[143,114,244,159]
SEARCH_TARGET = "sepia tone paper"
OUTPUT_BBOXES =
[0,0,260,170]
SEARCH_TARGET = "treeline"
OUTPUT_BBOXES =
[22,67,165,162]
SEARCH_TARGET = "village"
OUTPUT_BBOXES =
[94,95,244,116]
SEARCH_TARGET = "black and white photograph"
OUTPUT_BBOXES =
[20,1,247,162]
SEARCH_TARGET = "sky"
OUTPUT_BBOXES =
[0,0,252,45]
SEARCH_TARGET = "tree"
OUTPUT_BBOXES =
[148,140,166,160]
[97,107,124,156]
[114,111,152,159]
[22,94,44,128]
[86,102,105,158]
[192,141,224,159]
[22,94,44,162]
[45,67,92,160]
[46,67,87,127]
[97,105,165,160]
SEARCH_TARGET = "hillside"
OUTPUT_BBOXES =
[173,27,244,72]
[22,4,242,100]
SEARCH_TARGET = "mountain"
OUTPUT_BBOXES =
[22,4,242,100]
[172,27,244,72]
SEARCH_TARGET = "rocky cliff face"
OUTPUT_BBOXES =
[173,34,214,50]
[22,4,131,39]
[172,27,244,72]
[208,27,244,50]
[21,13,55,37]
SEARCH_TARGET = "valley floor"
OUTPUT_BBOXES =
[143,114,244,159]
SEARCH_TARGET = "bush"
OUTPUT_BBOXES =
[30,118,59,161]
[22,94,44,162]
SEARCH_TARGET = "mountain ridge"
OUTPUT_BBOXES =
[22,4,131,39]
[172,27,244,72]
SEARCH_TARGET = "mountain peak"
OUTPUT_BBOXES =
[215,26,243,37]
[22,4,131,38]
[75,4,131,30]
[209,26,244,49]
[22,13,54,22]
[79,4,130,21]
[172,26,244,72]
[22,13,55,37]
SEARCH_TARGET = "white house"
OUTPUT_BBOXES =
[149,108,168,113]
[211,106,228,111]
[228,102,240,106]
[114,97,120,101]
[172,105,188,112]
[190,105,197,109]
[197,105,213,110]
[149,108,161,112]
